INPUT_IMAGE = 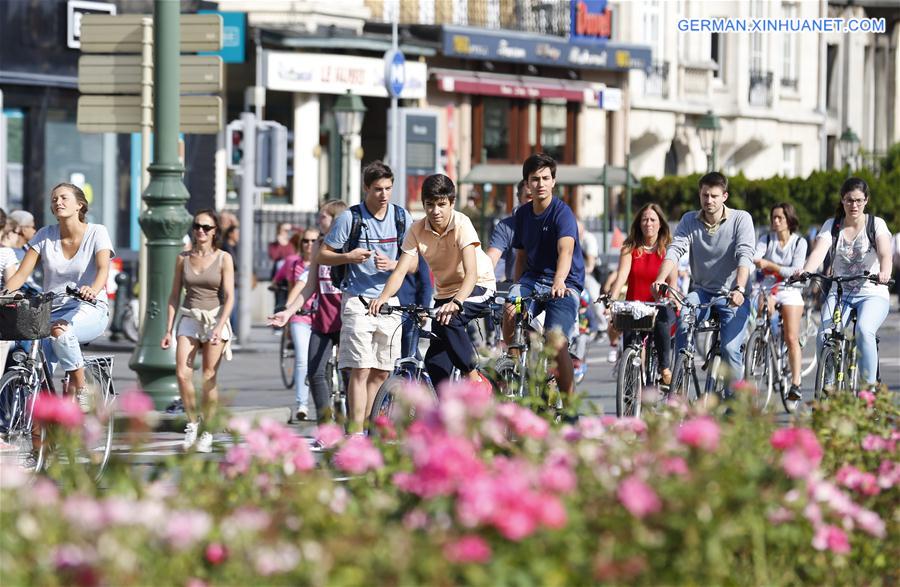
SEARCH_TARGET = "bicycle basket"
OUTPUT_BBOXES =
[0,295,53,340]
[611,302,657,332]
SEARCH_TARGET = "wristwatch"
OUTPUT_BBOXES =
[731,285,746,295]
[451,299,464,310]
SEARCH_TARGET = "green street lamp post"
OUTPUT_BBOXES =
[697,110,722,172]
[839,127,860,175]
[129,0,193,408]
[333,90,367,201]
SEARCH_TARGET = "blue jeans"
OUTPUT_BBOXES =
[290,321,312,407]
[508,280,580,340]
[43,300,110,374]
[819,291,889,385]
[674,290,750,386]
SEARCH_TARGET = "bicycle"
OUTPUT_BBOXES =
[324,338,347,422]
[792,272,893,399]
[743,283,797,413]
[0,289,116,479]
[609,297,674,418]
[658,284,730,405]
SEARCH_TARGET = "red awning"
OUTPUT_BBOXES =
[433,69,600,103]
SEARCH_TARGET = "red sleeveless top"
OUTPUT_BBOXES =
[626,247,664,302]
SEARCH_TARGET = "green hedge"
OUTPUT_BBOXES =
[634,143,900,232]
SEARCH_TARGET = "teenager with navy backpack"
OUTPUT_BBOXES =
[317,161,412,433]
[797,177,894,392]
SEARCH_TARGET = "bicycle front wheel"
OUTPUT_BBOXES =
[616,347,642,418]
[670,353,698,404]
[280,328,295,389]
[368,373,437,434]
[0,370,46,472]
[814,345,840,401]
[744,329,774,411]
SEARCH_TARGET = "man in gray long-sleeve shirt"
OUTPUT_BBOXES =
[651,172,755,391]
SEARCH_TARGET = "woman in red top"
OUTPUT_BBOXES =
[606,203,677,385]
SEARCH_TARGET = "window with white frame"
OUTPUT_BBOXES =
[781,3,798,89]
[750,0,765,72]
[418,0,435,24]
[782,143,800,177]
[452,0,468,26]
[711,32,725,80]
[486,0,500,29]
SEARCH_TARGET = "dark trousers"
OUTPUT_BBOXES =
[623,306,674,371]
[425,287,491,391]
[401,319,421,360]
[307,329,340,421]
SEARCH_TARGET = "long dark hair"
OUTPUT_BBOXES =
[834,177,869,223]
[771,202,800,234]
[190,208,222,249]
[622,203,671,256]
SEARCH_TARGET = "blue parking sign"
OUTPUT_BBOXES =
[384,50,406,98]
[199,11,246,64]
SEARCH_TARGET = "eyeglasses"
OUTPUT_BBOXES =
[301,239,316,244]
[843,198,866,207]
[193,223,215,232]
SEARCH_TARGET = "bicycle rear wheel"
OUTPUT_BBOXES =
[814,345,839,401]
[616,347,642,418]
[744,330,774,411]
[280,328,295,389]
[326,358,347,422]
[494,354,524,399]
[0,371,46,472]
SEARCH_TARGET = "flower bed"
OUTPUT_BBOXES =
[1,385,896,586]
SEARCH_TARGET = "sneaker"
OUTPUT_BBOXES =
[295,404,309,421]
[165,398,185,414]
[182,422,199,450]
[310,438,326,452]
[76,387,93,413]
[607,348,619,363]
[196,431,213,453]
[787,384,802,402]
[20,453,38,471]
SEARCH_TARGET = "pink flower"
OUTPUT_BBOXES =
[163,510,211,550]
[538,495,568,528]
[118,390,154,420]
[660,457,690,476]
[812,524,850,554]
[771,428,823,479]
[857,390,876,407]
[395,425,484,498]
[835,464,880,496]
[372,415,397,440]
[617,475,662,519]
[877,460,899,489]
[444,535,492,564]
[314,423,344,450]
[539,462,577,494]
[614,417,648,436]
[861,434,893,453]
[782,447,820,479]
[676,417,720,452]
[333,435,383,474]
[205,543,228,565]
[496,403,549,440]
[767,507,794,524]
[220,445,251,479]
[854,509,886,538]
[32,392,84,429]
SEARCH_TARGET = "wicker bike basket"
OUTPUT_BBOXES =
[0,295,53,340]
[611,302,658,332]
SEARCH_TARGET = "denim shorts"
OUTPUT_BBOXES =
[508,281,580,340]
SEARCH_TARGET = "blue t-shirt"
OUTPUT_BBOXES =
[323,202,413,298]
[512,198,585,291]
[488,215,516,283]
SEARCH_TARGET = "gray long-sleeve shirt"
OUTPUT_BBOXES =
[664,208,756,294]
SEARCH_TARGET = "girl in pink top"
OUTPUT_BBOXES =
[286,228,318,420]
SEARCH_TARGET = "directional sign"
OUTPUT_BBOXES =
[79,14,222,53]
[78,55,223,94]
[77,95,222,134]
[384,49,406,98]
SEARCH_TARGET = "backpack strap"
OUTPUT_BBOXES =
[866,214,877,250]
[393,205,407,260]
[344,205,363,253]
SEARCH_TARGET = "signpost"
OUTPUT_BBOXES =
[77,95,223,134]
[78,54,223,94]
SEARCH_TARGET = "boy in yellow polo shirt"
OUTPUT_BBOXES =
[369,174,496,389]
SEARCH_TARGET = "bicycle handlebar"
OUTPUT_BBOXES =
[0,287,97,307]
[357,295,438,318]
[656,283,728,308]
[789,271,894,287]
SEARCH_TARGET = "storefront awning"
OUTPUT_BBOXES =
[433,69,600,103]
[462,164,638,188]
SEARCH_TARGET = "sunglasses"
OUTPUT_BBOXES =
[301,238,316,244]
[193,223,216,232]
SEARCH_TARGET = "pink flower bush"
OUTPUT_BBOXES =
[857,390,876,408]
[861,434,895,453]
[444,535,492,564]
[394,423,484,498]
[660,457,690,477]
[812,524,850,555]
[835,465,880,496]
[770,427,823,479]
[496,403,549,440]
[221,419,314,478]
[877,460,899,489]
[32,392,84,429]
[205,543,228,565]
[333,435,383,474]
[163,510,211,550]
[617,475,662,519]
[676,417,720,452]
[118,390,154,420]
[314,423,344,450]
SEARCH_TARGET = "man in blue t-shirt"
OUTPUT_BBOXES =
[504,153,585,399]
[487,179,532,292]
[319,160,413,432]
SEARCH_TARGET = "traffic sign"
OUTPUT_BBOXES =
[384,49,406,98]
[79,14,222,53]
[77,95,222,134]
[78,55,223,94]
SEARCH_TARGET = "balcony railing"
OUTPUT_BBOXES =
[368,0,573,36]
[749,69,774,107]
[780,76,798,91]
[643,61,669,98]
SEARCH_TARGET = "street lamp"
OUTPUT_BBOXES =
[696,110,722,172]
[333,90,367,201]
[839,127,860,172]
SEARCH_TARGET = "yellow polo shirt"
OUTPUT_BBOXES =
[401,211,497,299]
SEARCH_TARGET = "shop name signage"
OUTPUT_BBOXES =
[572,0,612,41]
[264,51,426,99]
[442,26,649,72]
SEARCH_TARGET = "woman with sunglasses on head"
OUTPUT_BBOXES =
[797,177,893,393]
[161,210,235,452]
[4,183,113,408]
[271,227,320,420]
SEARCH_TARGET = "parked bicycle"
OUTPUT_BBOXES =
[792,272,893,399]
[658,284,729,405]
[608,296,674,418]
[744,283,797,413]
[0,289,116,479]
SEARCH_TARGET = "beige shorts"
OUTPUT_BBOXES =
[176,314,233,343]
[338,294,402,371]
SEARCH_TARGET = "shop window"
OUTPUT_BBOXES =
[483,97,509,160]
[540,101,567,162]
[2,109,25,210]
